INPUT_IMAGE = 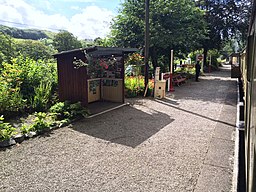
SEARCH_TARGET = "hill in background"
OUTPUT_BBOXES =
[0,25,57,40]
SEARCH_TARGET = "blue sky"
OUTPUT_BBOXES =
[0,0,123,39]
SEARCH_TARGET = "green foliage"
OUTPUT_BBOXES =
[53,31,82,52]
[32,81,53,112]
[208,49,221,67]
[20,124,31,135]
[0,25,48,40]
[15,57,57,108]
[0,32,14,64]
[29,112,51,132]
[67,102,89,119]
[175,67,196,78]
[0,26,58,116]
[111,0,207,70]
[0,56,57,115]
[50,101,89,121]
[0,115,16,141]
[125,76,154,97]
[0,62,26,115]
[14,39,54,60]
[195,0,252,51]
[49,102,66,119]
[112,0,207,51]
[93,37,115,47]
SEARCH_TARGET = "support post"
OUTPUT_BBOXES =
[209,54,211,73]
[170,49,175,92]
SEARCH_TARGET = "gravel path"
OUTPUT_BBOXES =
[0,65,237,192]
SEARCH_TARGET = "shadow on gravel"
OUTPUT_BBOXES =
[72,105,174,148]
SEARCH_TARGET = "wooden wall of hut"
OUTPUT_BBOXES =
[56,52,88,106]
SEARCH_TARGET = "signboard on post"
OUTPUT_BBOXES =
[163,73,170,79]
[197,54,203,61]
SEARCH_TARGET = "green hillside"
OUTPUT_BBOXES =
[0,25,56,40]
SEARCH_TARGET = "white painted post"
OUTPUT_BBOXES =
[170,50,173,73]
[170,50,174,92]
[167,76,170,92]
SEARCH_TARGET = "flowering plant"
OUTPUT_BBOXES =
[126,53,144,66]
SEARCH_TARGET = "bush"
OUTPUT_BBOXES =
[32,81,53,111]
[0,115,17,141]
[125,76,144,97]
[125,76,154,97]
[0,56,58,115]
[29,112,51,133]
[21,112,53,134]
[0,62,26,116]
[50,101,89,121]
[16,57,57,105]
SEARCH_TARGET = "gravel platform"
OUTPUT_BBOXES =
[0,65,237,192]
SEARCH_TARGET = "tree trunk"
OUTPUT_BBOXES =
[150,47,158,71]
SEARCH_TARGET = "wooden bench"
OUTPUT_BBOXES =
[172,74,186,86]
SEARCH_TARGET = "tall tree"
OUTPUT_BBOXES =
[111,0,207,69]
[194,0,252,63]
[53,31,82,52]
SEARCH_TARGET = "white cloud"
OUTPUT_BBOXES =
[69,6,114,39]
[0,0,114,39]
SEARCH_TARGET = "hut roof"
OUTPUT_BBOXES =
[53,46,138,58]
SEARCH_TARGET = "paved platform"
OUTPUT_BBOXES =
[0,65,237,191]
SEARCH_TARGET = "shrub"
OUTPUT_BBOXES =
[50,101,88,121]
[125,76,144,97]
[29,112,51,133]
[0,115,17,141]
[0,62,26,116]
[32,81,53,111]
[125,76,154,97]
[16,57,57,105]
[0,56,58,115]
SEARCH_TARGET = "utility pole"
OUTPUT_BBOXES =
[144,0,149,91]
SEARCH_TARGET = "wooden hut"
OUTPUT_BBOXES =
[53,46,138,106]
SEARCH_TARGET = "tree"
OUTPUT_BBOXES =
[14,39,55,61]
[53,31,82,52]
[0,32,14,64]
[194,0,252,64]
[93,37,114,47]
[111,0,207,69]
